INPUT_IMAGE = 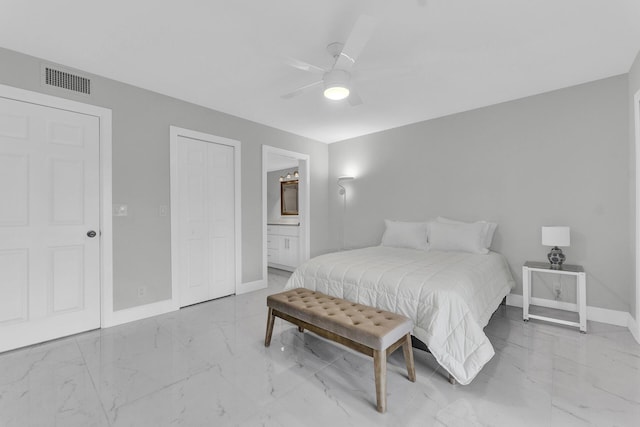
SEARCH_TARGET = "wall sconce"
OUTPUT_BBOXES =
[337,176,354,196]
[337,176,355,250]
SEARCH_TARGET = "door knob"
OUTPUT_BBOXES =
[87,230,97,238]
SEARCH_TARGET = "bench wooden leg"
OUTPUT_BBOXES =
[298,326,304,333]
[265,308,275,347]
[373,349,387,413]
[401,333,416,382]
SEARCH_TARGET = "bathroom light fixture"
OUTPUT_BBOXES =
[542,226,570,269]
[280,170,299,182]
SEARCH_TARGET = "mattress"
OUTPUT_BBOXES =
[284,246,515,385]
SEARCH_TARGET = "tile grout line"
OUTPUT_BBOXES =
[73,336,113,427]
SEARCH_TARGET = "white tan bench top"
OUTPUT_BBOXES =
[267,288,413,350]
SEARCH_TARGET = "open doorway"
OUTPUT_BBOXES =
[262,146,310,283]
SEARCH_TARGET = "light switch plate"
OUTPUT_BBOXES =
[112,204,128,217]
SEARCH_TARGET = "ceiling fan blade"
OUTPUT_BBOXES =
[281,80,323,99]
[285,57,326,74]
[335,15,377,70]
[356,63,424,81]
[348,89,363,106]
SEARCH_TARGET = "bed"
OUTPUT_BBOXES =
[284,245,515,385]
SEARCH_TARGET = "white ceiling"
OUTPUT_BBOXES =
[2,0,639,143]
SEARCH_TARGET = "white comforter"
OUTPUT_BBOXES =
[284,246,515,385]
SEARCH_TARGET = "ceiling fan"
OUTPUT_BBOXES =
[281,15,377,106]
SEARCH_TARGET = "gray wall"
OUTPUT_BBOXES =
[629,50,640,319]
[328,75,631,313]
[0,47,330,311]
[2,44,635,316]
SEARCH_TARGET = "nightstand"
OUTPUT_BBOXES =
[522,261,587,333]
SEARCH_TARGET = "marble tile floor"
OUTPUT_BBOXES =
[1,268,639,426]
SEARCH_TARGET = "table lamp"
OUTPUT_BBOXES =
[541,226,570,269]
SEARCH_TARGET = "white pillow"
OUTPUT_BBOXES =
[429,221,489,254]
[381,220,429,250]
[436,216,497,249]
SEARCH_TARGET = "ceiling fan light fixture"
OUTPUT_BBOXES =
[324,85,350,100]
[323,69,351,101]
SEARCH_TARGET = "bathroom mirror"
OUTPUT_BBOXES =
[281,181,298,215]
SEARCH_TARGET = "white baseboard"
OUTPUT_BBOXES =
[103,299,178,328]
[267,262,295,272]
[587,305,632,327]
[506,294,630,327]
[102,280,268,329]
[629,315,640,344]
[236,279,266,295]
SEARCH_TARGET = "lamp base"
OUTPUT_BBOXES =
[547,246,565,269]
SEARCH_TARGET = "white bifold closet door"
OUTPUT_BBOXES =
[0,96,101,353]
[176,135,235,307]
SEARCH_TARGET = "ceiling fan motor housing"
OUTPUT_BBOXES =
[326,42,345,59]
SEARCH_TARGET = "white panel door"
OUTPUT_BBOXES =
[177,135,235,307]
[207,142,235,299]
[0,96,100,353]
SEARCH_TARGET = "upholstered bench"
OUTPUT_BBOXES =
[265,288,416,413]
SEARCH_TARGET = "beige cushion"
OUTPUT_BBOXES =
[267,288,413,350]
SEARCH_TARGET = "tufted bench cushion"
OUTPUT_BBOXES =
[267,288,413,350]
[265,288,416,413]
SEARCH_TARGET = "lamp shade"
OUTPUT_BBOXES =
[541,226,570,247]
